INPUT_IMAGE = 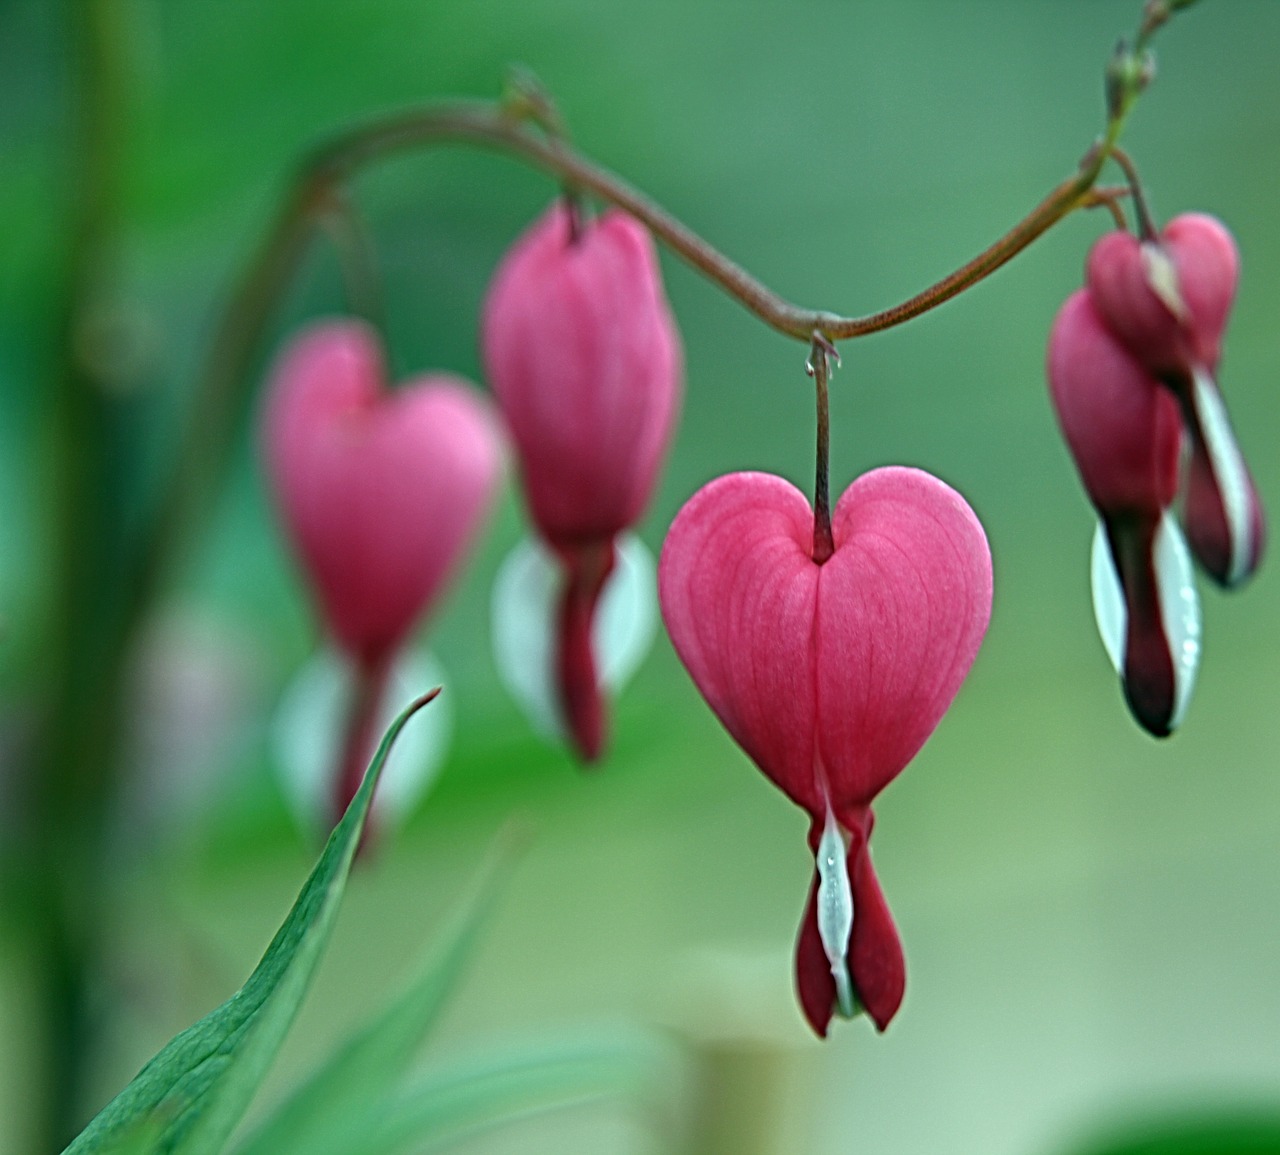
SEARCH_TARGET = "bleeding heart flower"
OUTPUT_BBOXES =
[659,466,993,1035]
[263,322,499,670]
[1047,289,1199,737]
[1086,214,1265,588]
[263,319,503,670]
[262,319,502,823]
[483,202,682,760]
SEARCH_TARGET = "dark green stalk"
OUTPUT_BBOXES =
[29,0,133,1147]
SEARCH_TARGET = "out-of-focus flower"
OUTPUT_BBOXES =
[659,467,992,1035]
[261,319,501,822]
[1086,214,1264,587]
[1047,289,1197,737]
[262,319,502,670]
[1048,214,1263,735]
[483,202,682,761]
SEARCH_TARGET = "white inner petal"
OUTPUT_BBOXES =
[490,532,658,741]
[270,647,452,832]
[1192,368,1254,586]
[1090,516,1202,731]
[1153,511,1202,731]
[815,807,856,1020]
[1090,520,1126,676]
[1140,242,1189,321]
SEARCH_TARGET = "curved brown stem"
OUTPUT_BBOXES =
[129,0,1190,675]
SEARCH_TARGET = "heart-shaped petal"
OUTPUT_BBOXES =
[1047,290,1182,516]
[1086,213,1239,379]
[482,203,683,549]
[262,320,503,665]
[658,466,993,818]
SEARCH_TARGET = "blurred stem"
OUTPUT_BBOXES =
[317,189,388,335]
[31,0,134,1147]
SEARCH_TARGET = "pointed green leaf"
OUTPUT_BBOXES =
[233,828,520,1155]
[64,690,441,1155]
[339,1033,682,1155]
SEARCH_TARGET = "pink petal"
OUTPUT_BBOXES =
[1086,213,1239,379]
[819,467,993,810]
[481,203,682,548]
[657,472,820,810]
[1047,290,1182,515]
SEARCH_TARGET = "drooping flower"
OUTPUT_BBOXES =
[1085,213,1265,588]
[1047,289,1198,737]
[263,319,503,670]
[659,467,993,1035]
[261,319,502,820]
[483,202,682,761]
[1047,213,1264,736]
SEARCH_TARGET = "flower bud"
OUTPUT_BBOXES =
[483,203,682,760]
[262,319,502,668]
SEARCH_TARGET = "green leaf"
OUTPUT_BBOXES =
[64,689,442,1155]
[232,827,520,1155]
[1069,1115,1280,1155]
[342,1032,682,1155]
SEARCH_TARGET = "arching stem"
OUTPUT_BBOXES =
[127,0,1189,663]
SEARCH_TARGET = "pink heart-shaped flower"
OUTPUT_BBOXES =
[1085,212,1239,379]
[659,467,992,821]
[659,466,992,1033]
[482,202,682,550]
[262,319,503,667]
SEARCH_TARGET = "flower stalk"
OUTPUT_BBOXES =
[807,334,837,565]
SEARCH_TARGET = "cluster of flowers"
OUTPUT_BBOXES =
[259,196,1260,1039]
[1048,213,1264,736]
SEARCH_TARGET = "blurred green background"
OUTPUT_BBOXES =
[2,1,1279,1152]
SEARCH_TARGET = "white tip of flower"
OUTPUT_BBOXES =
[1140,241,1189,321]
[1153,511,1202,730]
[490,531,658,741]
[815,808,855,1020]
[270,647,452,833]
[1090,515,1201,731]
[1192,368,1255,587]
[1090,520,1126,676]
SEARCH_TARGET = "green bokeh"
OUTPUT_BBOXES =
[2,2,1279,1153]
